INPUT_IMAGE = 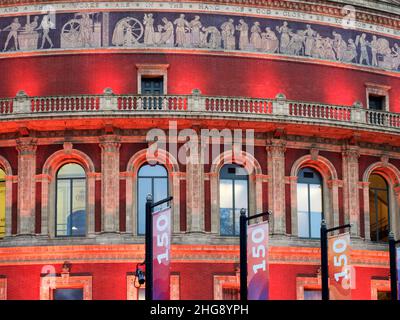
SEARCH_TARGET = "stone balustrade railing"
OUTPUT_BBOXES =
[2,91,400,131]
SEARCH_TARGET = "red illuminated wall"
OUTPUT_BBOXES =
[1,54,400,111]
[0,262,389,300]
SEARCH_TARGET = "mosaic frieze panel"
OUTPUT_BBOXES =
[0,9,400,72]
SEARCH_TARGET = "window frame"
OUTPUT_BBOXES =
[365,82,391,112]
[136,64,169,95]
[297,167,324,239]
[368,173,390,242]
[55,163,87,238]
[219,164,249,237]
[136,163,169,236]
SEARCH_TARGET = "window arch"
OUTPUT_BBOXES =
[297,167,323,239]
[56,163,86,237]
[137,164,169,235]
[369,174,390,242]
[219,164,249,236]
[0,169,5,238]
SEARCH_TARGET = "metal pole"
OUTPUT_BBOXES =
[389,232,398,301]
[145,194,153,301]
[240,208,247,301]
[321,219,329,301]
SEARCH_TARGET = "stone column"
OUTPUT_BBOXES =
[267,139,286,235]
[289,175,298,236]
[327,179,340,229]
[361,181,371,240]
[186,139,204,233]
[16,138,37,235]
[100,135,121,233]
[342,146,360,237]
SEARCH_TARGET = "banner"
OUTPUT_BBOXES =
[328,232,352,300]
[152,207,171,300]
[247,221,269,300]
[397,247,400,300]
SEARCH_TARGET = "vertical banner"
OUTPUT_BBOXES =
[328,232,352,300]
[247,221,269,300]
[397,247,400,300]
[152,207,171,300]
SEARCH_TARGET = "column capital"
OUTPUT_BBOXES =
[342,145,360,160]
[267,139,286,155]
[99,135,121,152]
[327,179,342,188]
[16,138,37,155]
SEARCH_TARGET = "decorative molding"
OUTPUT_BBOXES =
[40,273,92,300]
[213,272,240,300]
[371,278,390,300]
[296,274,321,300]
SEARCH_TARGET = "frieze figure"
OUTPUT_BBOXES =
[260,27,278,53]
[201,26,221,49]
[236,19,249,50]
[37,14,55,49]
[2,18,21,51]
[112,17,143,47]
[369,35,379,67]
[249,22,262,51]
[18,16,40,51]
[221,18,235,50]
[174,14,189,47]
[356,33,370,65]
[276,21,291,54]
[332,31,346,62]
[156,17,174,46]
[143,14,155,46]
[189,16,202,47]
[304,24,315,56]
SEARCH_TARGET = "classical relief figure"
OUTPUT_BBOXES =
[356,33,370,65]
[332,31,346,61]
[288,30,305,56]
[189,16,202,47]
[143,14,155,46]
[276,21,291,54]
[156,17,174,46]
[201,26,221,49]
[261,27,278,53]
[236,19,249,50]
[304,24,315,56]
[221,18,235,50]
[174,14,189,47]
[342,38,357,63]
[38,15,55,49]
[369,35,379,67]
[112,17,143,47]
[2,18,21,51]
[250,22,262,51]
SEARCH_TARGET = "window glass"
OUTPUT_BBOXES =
[297,168,323,239]
[369,174,389,242]
[56,163,86,237]
[137,164,168,235]
[219,164,248,236]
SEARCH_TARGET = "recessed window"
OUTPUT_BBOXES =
[53,288,84,300]
[222,287,240,300]
[297,167,323,239]
[377,291,391,300]
[368,95,385,111]
[219,164,248,236]
[369,174,390,242]
[304,289,322,300]
[141,76,164,95]
[56,163,86,237]
[137,164,168,235]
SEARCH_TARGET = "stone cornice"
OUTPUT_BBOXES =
[0,243,389,267]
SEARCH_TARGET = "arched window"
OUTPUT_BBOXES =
[369,174,389,242]
[219,164,248,236]
[56,163,86,237]
[137,164,168,235]
[297,167,323,239]
[0,169,5,238]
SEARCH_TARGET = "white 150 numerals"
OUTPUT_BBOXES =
[250,227,266,274]
[332,238,351,288]
[156,213,169,264]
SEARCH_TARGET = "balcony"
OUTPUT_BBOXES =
[1,90,400,133]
